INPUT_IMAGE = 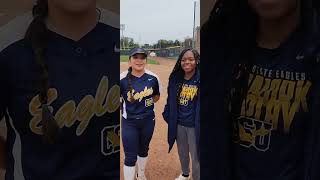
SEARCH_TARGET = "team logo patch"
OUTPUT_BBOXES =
[101,124,120,156]
[145,97,154,107]
[236,117,272,152]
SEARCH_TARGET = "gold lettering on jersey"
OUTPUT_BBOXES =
[29,76,120,136]
[241,75,311,133]
[179,84,198,106]
[127,87,153,102]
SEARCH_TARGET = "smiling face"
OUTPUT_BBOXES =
[181,50,197,74]
[129,54,147,72]
[248,0,300,20]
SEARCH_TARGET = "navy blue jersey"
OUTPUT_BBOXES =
[177,75,199,127]
[232,30,312,180]
[0,10,120,180]
[120,70,161,120]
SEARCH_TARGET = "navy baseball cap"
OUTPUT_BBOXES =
[129,47,148,57]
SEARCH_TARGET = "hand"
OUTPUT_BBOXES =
[152,95,160,103]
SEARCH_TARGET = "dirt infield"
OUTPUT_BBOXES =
[120,57,182,180]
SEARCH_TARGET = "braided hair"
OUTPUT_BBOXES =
[126,66,135,102]
[202,0,254,117]
[169,48,200,102]
[25,0,59,144]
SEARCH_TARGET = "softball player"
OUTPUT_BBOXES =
[163,48,200,180]
[120,48,161,180]
[0,0,120,179]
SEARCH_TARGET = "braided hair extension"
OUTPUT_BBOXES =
[169,48,200,103]
[126,66,135,102]
[25,0,59,144]
[202,0,258,122]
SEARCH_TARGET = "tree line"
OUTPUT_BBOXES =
[120,37,193,49]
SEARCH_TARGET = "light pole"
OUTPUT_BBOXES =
[192,1,196,48]
[120,24,125,49]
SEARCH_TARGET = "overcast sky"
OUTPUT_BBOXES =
[120,0,200,45]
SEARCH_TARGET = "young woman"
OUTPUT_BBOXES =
[0,0,120,179]
[120,47,161,180]
[162,48,200,180]
[202,0,320,179]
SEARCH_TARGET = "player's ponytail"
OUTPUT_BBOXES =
[25,0,59,144]
[126,66,135,102]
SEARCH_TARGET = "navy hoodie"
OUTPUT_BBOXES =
[162,67,200,159]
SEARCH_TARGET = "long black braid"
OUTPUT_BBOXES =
[25,0,59,144]
[126,66,135,102]
[202,0,257,121]
[169,48,200,102]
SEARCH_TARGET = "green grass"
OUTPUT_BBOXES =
[120,55,159,65]
[167,56,178,60]
[120,55,130,62]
